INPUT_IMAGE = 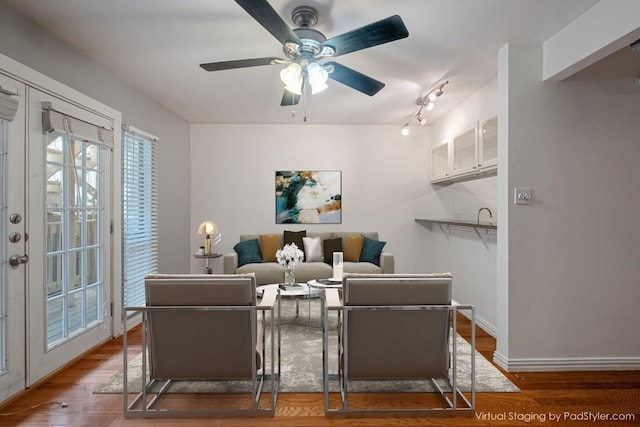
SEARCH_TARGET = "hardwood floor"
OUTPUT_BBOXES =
[1,314,639,426]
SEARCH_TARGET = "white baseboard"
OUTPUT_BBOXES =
[457,308,497,338]
[493,351,640,371]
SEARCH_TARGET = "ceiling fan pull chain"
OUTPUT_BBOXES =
[303,72,308,122]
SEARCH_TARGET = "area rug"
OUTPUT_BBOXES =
[94,299,519,394]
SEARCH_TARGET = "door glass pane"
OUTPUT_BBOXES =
[47,253,64,297]
[45,133,104,348]
[66,290,83,336]
[86,247,98,285]
[86,170,99,207]
[47,297,63,344]
[86,285,99,324]
[68,210,82,250]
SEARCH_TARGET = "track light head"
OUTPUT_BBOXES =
[403,81,449,134]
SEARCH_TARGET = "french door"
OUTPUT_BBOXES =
[25,88,113,384]
[0,73,27,400]
[1,55,120,404]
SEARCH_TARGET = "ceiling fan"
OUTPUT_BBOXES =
[200,0,409,106]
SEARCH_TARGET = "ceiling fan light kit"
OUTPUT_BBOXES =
[199,0,409,111]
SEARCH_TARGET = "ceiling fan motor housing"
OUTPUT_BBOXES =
[291,6,318,28]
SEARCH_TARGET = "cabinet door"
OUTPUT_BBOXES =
[479,116,497,169]
[430,142,450,181]
[452,126,477,175]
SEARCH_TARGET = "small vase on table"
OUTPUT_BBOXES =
[284,264,295,286]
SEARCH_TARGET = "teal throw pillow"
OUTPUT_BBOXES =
[359,236,386,266]
[234,239,262,267]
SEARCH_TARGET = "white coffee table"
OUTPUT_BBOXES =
[307,278,343,291]
[257,283,321,320]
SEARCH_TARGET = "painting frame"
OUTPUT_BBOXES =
[275,170,342,224]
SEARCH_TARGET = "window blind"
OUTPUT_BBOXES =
[122,125,158,308]
[0,87,19,122]
[42,103,114,148]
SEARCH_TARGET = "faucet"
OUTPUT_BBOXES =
[477,207,493,224]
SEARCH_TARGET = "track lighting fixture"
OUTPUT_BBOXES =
[416,81,448,114]
[400,81,449,136]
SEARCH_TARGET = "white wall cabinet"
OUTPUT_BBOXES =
[430,116,498,184]
[478,116,498,169]
[430,142,450,181]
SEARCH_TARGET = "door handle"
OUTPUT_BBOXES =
[9,254,29,267]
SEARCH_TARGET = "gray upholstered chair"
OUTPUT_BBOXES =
[321,273,475,414]
[123,273,279,418]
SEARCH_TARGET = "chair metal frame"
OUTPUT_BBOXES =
[321,278,475,415]
[123,278,280,418]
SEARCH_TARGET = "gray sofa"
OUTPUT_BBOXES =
[223,231,394,285]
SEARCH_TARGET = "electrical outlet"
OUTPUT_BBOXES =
[514,188,532,205]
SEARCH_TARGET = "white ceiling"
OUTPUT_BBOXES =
[4,0,606,125]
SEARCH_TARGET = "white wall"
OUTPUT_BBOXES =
[417,79,499,335]
[189,124,431,274]
[0,3,192,273]
[496,43,640,370]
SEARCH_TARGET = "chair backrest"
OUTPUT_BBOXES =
[342,273,452,380]
[144,274,257,380]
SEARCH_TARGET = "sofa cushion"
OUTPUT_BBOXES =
[360,236,387,266]
[343,261,383,274]
[323,237,342,264]
[344,235,364,262]
[284,230,306,253]
[234,239,262,267]
[236,262,283,284]
[259,234,280,262]
[303,236,323,262]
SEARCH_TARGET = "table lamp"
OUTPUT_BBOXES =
[197,220,221,256]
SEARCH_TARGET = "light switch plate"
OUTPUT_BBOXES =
[514,188,532,205]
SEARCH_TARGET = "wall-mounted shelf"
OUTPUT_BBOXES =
[415,218,496,248]
[415,218,497,231]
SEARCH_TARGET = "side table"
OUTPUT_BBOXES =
[307,279,342,327]
[193,253,222,274]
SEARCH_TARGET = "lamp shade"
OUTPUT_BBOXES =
[197,220,219,235]
[307,62,328,94]
[280,63,303,95]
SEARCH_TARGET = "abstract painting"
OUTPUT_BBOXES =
[276,170,342,224]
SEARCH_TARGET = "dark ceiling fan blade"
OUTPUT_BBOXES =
[235,0,301,46]
[325,61,385,96]
[280,90,301,106]
[323,15,409,57]
[200,57,282,71]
